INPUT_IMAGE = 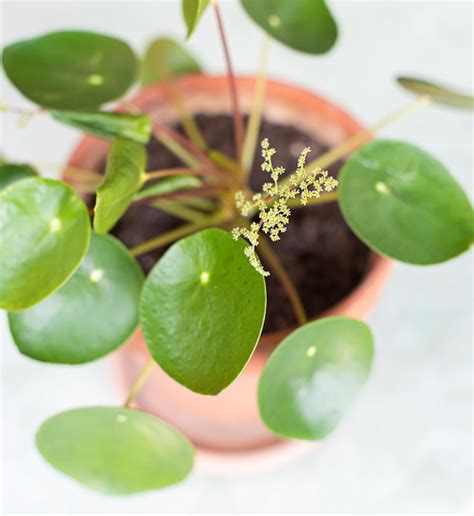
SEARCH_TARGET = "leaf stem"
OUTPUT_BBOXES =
[35,162,103,182]
[152,199,208,222]
[209,150,240,175]
[144,167,202,181]
[212,0,245,163]
[123,357,155,407]
[179,196,216,212]
[302,95,431,174]
[164,80,208,150]
[153,126,203,169]
[130,212,225,256]
[258,236,308,326]
[153,122,233,184]
[242,36,271,174]
[70,183,99,194]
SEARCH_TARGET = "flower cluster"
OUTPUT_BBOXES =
[232,138,338,276]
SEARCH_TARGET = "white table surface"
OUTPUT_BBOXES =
[1,1,472,513]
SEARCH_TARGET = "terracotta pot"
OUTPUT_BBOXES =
[68,75,392,473]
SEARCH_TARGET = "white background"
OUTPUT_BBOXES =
[1,0,472,513]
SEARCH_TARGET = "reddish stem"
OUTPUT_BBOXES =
[212,0,245,163]
[153,122,231,184]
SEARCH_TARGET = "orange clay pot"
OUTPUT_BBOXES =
[67,75,392,473]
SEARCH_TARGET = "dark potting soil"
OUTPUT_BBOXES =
[107,114,371,333]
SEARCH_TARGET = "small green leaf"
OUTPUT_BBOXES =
[8,233,143,364]
[182,0,210,39]
[140,228,267,395]
[2,31,138,109]
[240,0,338,54]
[36,407,194,494]
[339,140,473,264]
[258,317,374,440]
[0,177,90,311]
[141,37,202,86]
[134,175,201,201]
[51,111,151,144]
[397,76,474,109]
[94,139,147,233]
[0,162,37,191]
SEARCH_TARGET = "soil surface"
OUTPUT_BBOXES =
[104,114,371,332]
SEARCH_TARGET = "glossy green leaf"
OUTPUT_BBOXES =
[2,31,138,109]
[141,37,201,86]
[94,139,147,233]
[8,233,143,364]
[0,178,90,311]
[0,162,37,191]
[339,140,473,264]
[51,111,151,144]
[134,175,201,201]
[182,0,210,39]
[140,228,266,395]
[258,317,374,440]
[240,0,338,54]
[36,407,194,494]
[397,76,474,109]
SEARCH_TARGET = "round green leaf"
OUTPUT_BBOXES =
[0,162,37,191]
[51,111,151,144]
[94,139,147,233]
[240,0,338,55]
[140,228,267,395]
[0,177,90,311]
[397,76,474,109]
[141,37,201,86]
[8,232,143,364]
[134,175,201,201]
[182,0,210,39]
[258,317,374,440]
[2,31,138,109]
[339,140,473,264]
[36,407,194,494]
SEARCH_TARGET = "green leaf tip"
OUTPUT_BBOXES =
[141,37,202,86]
[397,76,474,109]
[182,0,210,39]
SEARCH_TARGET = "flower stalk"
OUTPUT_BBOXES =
[233,139,338,275]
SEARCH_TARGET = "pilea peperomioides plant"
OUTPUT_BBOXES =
[1,0,473,495]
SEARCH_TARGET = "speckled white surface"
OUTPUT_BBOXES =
[1,1,472,513]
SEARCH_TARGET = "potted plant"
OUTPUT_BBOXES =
[1,0,472,494]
